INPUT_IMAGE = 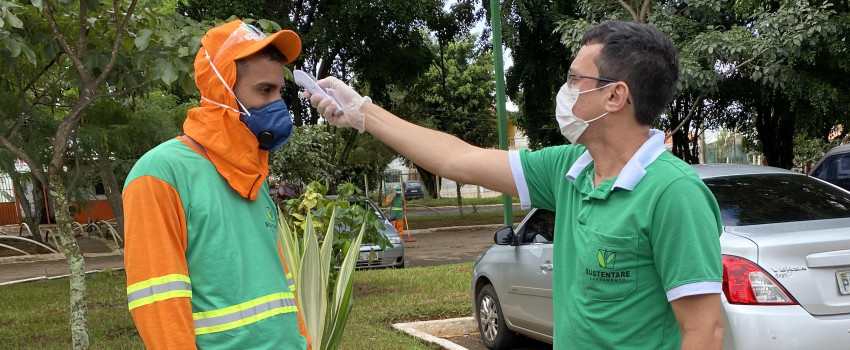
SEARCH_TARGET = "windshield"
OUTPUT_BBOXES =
[349,198,387,221]
[704,174,850,226]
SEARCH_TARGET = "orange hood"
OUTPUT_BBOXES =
[183,20,300,200]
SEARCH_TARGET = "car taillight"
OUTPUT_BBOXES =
[722,255,797,305]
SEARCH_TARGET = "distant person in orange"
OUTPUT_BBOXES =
[385,185,405,235]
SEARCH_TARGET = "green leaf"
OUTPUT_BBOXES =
[178,46,189,57]
[83,0,100,12]
[159,61,177,85]
[21,44,35,64]
[319,208,336,287]
[299,213,327,350]
[6,12,22,29]
[30,0,42,10]
[134,29,153,50]
[5,39,21,57]
[597,250,605,268]
[606,252,616,265]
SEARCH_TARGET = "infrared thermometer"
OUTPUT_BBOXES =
[293,70,343,115]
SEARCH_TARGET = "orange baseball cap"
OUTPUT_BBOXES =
[203,20,301,66]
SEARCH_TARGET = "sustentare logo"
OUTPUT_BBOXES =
[264,206,276,230]
[597,249,616,269]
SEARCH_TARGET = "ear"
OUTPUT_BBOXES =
[604,82,631,113]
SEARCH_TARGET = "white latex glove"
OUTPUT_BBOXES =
[302,76,370,133]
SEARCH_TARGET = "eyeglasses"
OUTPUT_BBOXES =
[566,73,631,104]
[566,73,618,88]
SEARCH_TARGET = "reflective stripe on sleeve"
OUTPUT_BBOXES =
[286,272,295,292]
[193,292,298,335]
[127,274,192,310]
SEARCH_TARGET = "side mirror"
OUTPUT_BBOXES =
[494,227,518,246]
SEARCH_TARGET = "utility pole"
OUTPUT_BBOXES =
[490,0,513,227]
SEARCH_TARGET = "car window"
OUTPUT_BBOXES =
[520,209,555,243]
[405,182,422,190]
[351,199,388,221]
[811,153,850,191]
[704,174,850,226]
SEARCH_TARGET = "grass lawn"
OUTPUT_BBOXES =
[0,264,474,349]
[406,209,529,230]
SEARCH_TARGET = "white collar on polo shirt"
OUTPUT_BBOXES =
[565,129,667,191]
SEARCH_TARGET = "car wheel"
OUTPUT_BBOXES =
[477,284,517,349]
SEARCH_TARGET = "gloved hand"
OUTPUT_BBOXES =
[302,76,371,133]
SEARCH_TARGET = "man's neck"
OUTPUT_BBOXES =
[584,127,651,187]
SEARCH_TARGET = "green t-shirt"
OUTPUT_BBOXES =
[515,132,722,350]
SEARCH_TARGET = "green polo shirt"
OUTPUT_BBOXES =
[511,130,722,349]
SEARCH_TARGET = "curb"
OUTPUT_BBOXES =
[393,317,477,350]
[0,251,122,265]
[407,223,513,235]
[0,267,126,286]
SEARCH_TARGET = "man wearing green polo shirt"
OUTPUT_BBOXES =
[304,20,723,350]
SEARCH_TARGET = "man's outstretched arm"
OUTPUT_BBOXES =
[309,77,518,197]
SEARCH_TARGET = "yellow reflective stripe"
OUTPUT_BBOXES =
[285,272,295,291]
[390,207,403,210]
[128,290,193,310]
[194,305,298,335]
[127,274,190,294]
[193,292,294,320]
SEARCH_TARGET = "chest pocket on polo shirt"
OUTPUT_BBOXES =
[580,228,638,301]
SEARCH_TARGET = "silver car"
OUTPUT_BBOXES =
[471,164,850,349]
[354,198,405,269]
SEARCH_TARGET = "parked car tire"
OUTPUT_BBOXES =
[477,284,517,349]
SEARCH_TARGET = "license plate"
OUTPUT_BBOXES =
[836,270,850,295]
[359,251,380,261]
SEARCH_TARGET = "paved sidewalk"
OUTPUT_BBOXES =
[0,254,125,285]
[0,224,510,286]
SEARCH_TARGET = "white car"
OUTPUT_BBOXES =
[471,164,850,349]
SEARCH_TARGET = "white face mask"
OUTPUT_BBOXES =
[555,82,614,144]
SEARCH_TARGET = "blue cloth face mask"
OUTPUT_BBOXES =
[241,100,294,151]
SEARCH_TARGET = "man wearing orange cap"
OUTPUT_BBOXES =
[122,20,310,349]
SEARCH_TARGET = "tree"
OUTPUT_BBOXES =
[549,0,836,168]
[345,134,398,202]
[270,124,337,191]
[0,1,205,347]
[77,92,191,236]
[484,0,576,149]
[394,34,497,213]
[178,0,447,124]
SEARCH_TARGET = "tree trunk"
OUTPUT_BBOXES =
[669,96,700,164]
[455,182,464,216]
[9,173,43,243]
[414,164,438,199]
[48,173,89,350]
[755,93,796,169]
[95,156,124,238]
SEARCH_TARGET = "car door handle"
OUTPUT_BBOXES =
[540,263,553,271]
